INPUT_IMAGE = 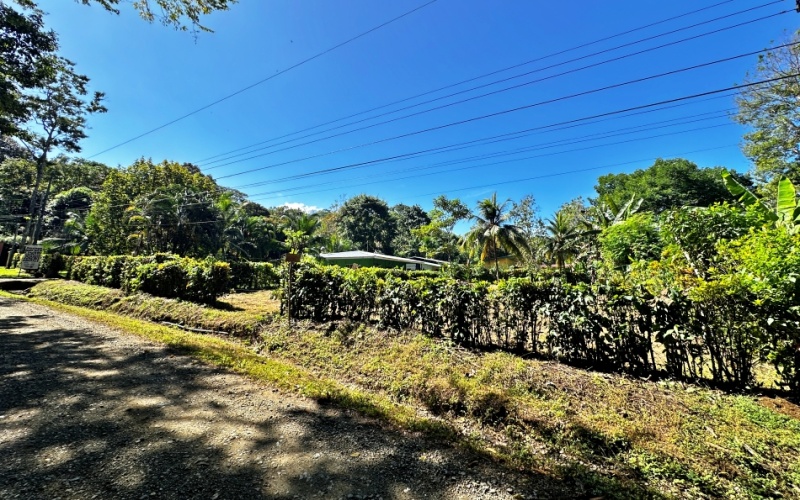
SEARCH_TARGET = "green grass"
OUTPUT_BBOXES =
[0,267,31,278]
[10,281,800,499]
[28,280,275,337]
[217,290,280,315]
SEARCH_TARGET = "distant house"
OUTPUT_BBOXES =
[319,251,441,271]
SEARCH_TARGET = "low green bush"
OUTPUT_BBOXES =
[284,261,800,393]
[66,253,230,303]
[228,261,280,290]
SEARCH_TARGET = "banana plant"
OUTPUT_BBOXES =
[582,195,644,233]
[722,172,800,231]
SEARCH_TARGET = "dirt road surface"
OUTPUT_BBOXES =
[0,297,579,499]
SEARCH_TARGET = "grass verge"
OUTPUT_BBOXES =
[10,281,800,499]
[28,280,273,337]
[0,267,31,278]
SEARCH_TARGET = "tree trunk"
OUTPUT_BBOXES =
[18,152,48,252]
[32,174,53,244]
[494,240,500,279]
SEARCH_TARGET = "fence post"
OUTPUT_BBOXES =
[285,253,300,325]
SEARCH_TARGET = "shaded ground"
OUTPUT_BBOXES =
[0,297,586,500]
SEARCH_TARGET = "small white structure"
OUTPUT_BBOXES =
[319,250,441,271]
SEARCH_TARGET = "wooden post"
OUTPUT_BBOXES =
[285,253,300,325]
[287,260,293,325]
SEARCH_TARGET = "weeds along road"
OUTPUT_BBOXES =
[0,296,562,500]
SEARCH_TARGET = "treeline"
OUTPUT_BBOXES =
[0,155,469,263]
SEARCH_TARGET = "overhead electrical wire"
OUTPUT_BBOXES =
[245,121,736,203]
[200,1,784,170]
[86,0,441,159]
[214,44,799,183]
[194,0,743,166]
[241,109,736,199]
[97,70,782,212]
[94,67,794,212]
[96,99,741,211]
[88,40,799,211]
[233,94,740,191]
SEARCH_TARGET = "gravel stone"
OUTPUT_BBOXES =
[0,296,574,499]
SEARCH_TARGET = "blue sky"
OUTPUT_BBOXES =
[42,0,798,218]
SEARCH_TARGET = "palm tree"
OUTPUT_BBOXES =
[283,213,321,254]
[463,193,530,278]
[542,211,580,269]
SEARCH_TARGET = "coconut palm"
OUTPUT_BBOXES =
[463,193,530,278]
[542,211,580,269]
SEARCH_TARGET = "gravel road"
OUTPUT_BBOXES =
[0,297,581,500]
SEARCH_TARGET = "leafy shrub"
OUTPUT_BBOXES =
[284,261,800,393]
[40,252,65,278]
[599,213,662,269]
[228,261,280,290]
[67,253,230,303]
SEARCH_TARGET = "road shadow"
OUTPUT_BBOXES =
[0,300,665,499]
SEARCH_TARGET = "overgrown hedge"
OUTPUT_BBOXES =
[283,263,800,392]
[67,253,230,303]
[228,261,280,290]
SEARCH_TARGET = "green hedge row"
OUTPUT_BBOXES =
[228,261,280,290]
[67,253,230,303]
[283,263,800,392]
[6,251,63,278]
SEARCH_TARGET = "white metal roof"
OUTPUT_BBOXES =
[319,251,440,267]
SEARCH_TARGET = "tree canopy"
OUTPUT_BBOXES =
[338,194,396,253]
[79,0,237,32]
[594,158,751,213]
[0,2,59,136]
[735,30,800,194]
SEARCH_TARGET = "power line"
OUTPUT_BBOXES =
[228,94,739,192]
[194,0,741,165]
[203,5,788,171]
[246,122,736,203]
[96,98,740,211]
[87,73,793,211]
[408,144,742,201]
[215,45,799,182]
[242,108,736,197]
[86,0,441,159]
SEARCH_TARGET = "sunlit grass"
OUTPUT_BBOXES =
[7,281,800,499]
[0,267,31,278]
[216,290,280,315]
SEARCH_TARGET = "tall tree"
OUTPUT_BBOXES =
[594,158,750,213]
[735,30,800,193]
[542,211,580,269]
[463,193,529,277]
[338,194,396,253]
[283,213,320,255]
[508,194,542,239]
[16,57,105,246]
[390,203,430,257]
[432,195,471,229]
[0,1,58,136]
